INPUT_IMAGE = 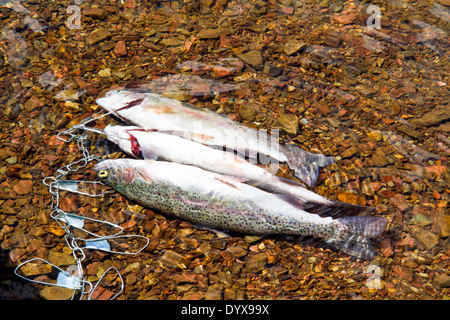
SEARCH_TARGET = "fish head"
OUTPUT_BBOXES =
[104,125,143,158]
[94,159,137,187]
[96,90,146,113]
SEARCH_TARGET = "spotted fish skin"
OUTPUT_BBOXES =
[94,159,387,260]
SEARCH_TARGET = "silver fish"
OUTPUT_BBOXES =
[104,124,374,216]
[96,90,334,186]
[94,159,388,260]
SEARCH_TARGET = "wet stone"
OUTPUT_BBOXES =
[13,180,33,195]
[196,28,228,39]
[397,125,421,139]
[411,104,450,128]
[20,262,53,276]
[413,229,440,250]
[435,215,450,238]
[238,51,263,70]
[86,28,112,46]
[410,213,433,227]
[239,105,256,122]
[263,62,282,77]
[40,286,74,300]
[158,251,190,269]
[47,251,76,267]
[434,274,450,288]
[273,114,299,135]
[284,39,306,55]
[243,252,268,274]
[225,245,247,258]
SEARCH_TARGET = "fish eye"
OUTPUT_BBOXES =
[98,170,108,178]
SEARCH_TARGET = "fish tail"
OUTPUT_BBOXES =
[323,216,388,260]
[282,144,334,186]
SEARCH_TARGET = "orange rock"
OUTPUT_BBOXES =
[333,12,358,25]
[388,193,409,211]
[425,165,446,178]
[313,103,331,114]
[393,265,413,282]
[114,40,127,56]
[380,238,393,257]
[13,180,33,195]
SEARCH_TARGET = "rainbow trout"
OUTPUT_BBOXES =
[96,90,334,186]
[94,159,387,260]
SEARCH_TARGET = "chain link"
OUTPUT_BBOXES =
[15,114,148,300]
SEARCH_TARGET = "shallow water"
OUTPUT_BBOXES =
[0,0,449,300]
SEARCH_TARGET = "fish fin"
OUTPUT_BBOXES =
[256,175,375,218]
[135,167,153,184]
[196,225,231,238]
[324,216,388,260]
[302,201,376,218]
[275,194,306,210]
[141,148,159,160]
[214,176,248,189]
[282,144,334,186]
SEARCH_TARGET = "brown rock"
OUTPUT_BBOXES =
[388,193,409,211]
[196,28,228,39]
[13,180,33,195]
[397,125,421,139]
[205,283,223,300]
[19,261,53,276]
[47,251,76,267]
[239,105,256,122]
[333,12,358,25]
[238,51,263,70]
[273,114,299,134]
[40,286,74,300]
[393,266,413,282]
[114,40,127,56]
[313,103,331,114]
[411,104,450,128]
[413,229,439,250]
[380,238,393,257]
[173,272,197,285]
[86,28,111,46]
[158,251,189,269]
[434,274,450,288]
[9,248,27,263]
[24,95,44,112]
[83,7,104,18]
[284,39,306,55]
[243,252,268,273]
[435,215,450,237]
[341,146,357,158]
[161,38,184,47]
[226,246,247,258]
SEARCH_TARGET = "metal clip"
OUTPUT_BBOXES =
[53,212,123,238]
[75,235,150,255]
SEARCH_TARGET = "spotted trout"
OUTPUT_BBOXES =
[96,90,334,186]
[94,159,388,260]
[104,124,375,216]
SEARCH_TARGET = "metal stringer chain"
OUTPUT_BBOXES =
[14,113,149,300]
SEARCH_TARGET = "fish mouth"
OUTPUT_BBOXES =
[96,90,145,112]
